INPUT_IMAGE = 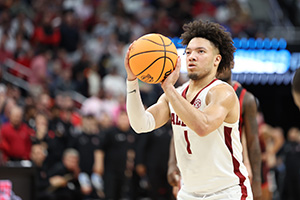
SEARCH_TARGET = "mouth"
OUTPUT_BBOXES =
[187,63,197,69]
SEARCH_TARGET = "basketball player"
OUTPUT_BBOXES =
[167,62,262,200]
[125,20,253,199]
[292,68,300,110]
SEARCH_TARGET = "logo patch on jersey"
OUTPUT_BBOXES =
[193,99,201,109]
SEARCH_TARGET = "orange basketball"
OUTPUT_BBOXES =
[129,33,178,84]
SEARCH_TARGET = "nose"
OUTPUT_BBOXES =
[188,51,197,61]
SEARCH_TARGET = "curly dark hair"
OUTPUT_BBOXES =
[180,20,236,74]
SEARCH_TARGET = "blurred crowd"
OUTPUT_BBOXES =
[0,0,299,200]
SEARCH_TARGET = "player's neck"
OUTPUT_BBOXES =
[189,75,216,92]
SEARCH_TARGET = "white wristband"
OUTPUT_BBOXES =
[126,79,155,133]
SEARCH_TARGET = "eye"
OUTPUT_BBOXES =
[185,51,190,55]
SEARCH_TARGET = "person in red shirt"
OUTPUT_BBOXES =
[31,12,61,49]
[0,105,33,162]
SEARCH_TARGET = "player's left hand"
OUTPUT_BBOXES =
[161,56,181,89]
[124,42,138,81]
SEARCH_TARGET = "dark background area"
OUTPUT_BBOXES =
[243,43,300,137]
[245,83,300,136]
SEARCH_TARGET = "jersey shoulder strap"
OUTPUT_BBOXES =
[233,82,247,137]
[233,82,246,100]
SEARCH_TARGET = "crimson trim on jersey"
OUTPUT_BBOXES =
[224,126,248,200]
[233,82,247,138]
[181,78,218,105]
[184,130,192,154]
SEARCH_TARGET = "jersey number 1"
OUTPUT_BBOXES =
[184,130,192,154]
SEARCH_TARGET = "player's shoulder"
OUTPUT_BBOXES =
[212,79,235,92]
[208,80,237,100]
[233,81,257,107]
[243,90,257,108]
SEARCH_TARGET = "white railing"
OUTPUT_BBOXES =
[1,58,87,108]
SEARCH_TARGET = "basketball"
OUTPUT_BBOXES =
[129,33,178,84]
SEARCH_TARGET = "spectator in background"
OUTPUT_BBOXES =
[10,32,32,80]
[23,104,37,129]
[6,84,24,107]
[71,51,90,97]
[10,11,34,40]
[31,112,61,170]
[292,68,300,110]
[28,49,52,97]
[31,11,61,50]
[97,109,136,199]
[0,30,13,64]
[0,105,32,162]
[48,104,74,163]
[278,127,300,200]
[0,96,16,125]
[30,109,69,170]
[72,113,104,199]
[52,67,76,96]
[45,148,82,200]
[102,66,126,99]
[86,63,101,97]
[257,110,284,200]
[59,8,81,64]
[31,112,49,146]
[57,93,81,128]
[135,122,173,200]
[35,92,52,117]
[30,144,50,200]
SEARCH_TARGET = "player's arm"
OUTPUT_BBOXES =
[125,43,170,133]
[162,67,238,136]
[243,92,262,199]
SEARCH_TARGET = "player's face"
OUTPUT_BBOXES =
[185,37,221,80]
[292,90,300,110]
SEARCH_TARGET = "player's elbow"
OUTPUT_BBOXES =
[128,111,155,134]
[131,125,146,134]
[129,120,152,134]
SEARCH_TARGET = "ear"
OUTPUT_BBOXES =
[214,54,222,67]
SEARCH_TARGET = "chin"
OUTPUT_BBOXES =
[187,73,200,81]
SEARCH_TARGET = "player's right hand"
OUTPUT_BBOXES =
[124,42,137,81]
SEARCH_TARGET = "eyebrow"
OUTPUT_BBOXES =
[185,47,207,51]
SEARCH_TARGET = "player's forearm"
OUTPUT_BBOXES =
[162,84,209,136]
[248,135,261,179]
[250,151,262,199]
[126,79,155,133]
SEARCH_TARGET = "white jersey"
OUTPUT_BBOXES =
[169,79,252,199]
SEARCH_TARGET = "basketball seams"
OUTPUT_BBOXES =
[166,56,176,70]
[135,56,175,81]
[155,35,167,83]
[140,37,173,47]
[129,50,177,59]
[135,56,165,76]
